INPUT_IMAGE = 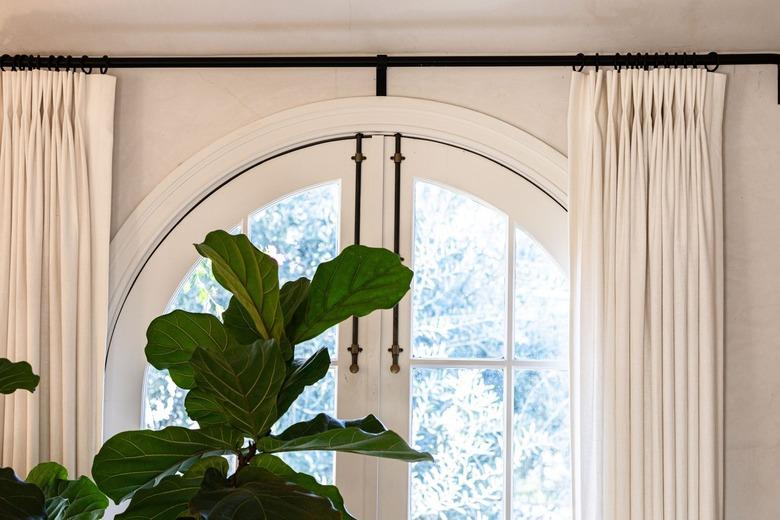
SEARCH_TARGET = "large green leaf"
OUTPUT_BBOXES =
[194,231,285,345]
[26,462,68,498]
[0,358,40,394]
[116,474,202,520]
[181,457,229,480]
[26,462,108,520]
[279,278,310,329]
[259,413,432,462]
[145,310,236,389]
[276,347,330,419]
[221,297,260,345]
[184,387,227,427]
[44,498,68,519]
[250,455,355,520]
[189,340,286,438]
[188,467,339,520]
[117,457,229,520]
[92,426,244,503]
[288,245,412,344]
[0,467,45,520]
[51,476,108,520]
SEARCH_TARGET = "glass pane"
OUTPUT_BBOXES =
[412,181,507,359]
[410,367,504,519]
[271,368,336,484]
[514,228,568,360]
[249,183,340,359]
[512,369,571,519]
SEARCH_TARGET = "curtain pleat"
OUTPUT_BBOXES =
[0,70,116,477]
[569,68,725,520]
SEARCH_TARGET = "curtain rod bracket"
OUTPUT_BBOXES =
[376,54,388,96]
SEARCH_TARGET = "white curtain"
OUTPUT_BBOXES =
[0,70,116,476]
[569,68,725,520]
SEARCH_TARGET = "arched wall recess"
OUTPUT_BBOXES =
[109,96,567,334]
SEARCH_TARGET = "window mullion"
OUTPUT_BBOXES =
[504,219,515,520]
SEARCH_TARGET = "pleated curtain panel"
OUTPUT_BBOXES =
[569,68,726,520]
[0,70,116,476]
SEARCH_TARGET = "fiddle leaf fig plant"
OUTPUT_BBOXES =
[0,361,109,519]
[92,230,431,519]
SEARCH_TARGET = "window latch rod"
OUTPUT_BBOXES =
[349,133,366,373]
[389,133,405,374]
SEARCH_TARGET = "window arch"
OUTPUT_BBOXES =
[106,97,569,519]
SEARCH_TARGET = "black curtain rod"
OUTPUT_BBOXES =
[2,52,779,102]
[1,52,778,71]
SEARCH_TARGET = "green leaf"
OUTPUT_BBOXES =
[279,278,310,329]
[188,467,339,520]
[26,462,68,498]
[194,231,285,346]
[189,340,286,438]
[44,497,68,519]
[184,387,227,427]
[26,463,108,520]
[0,467,45,520]
[250,455,355,520]
[276,347,330,419]
[145,310,236,389]
[221,297,260,345]
[92,426,244,504]
[116,475,202,520]
[181,457,229,479]
[288,245,412,344]
[0,358,40,394]
[52,476,108,520]
[259,413,433,462]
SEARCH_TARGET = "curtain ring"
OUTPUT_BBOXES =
[100,55,109,74]
[705,51,719,72]
[643,52,650,71]
[691,52,697,69]
[47,55,55,71]
[594,52,599,72]
[81,55,92,74]
[682,52,688,69]
[573,52,585,72]
[615,52,621,73]
[0,54,9,72]
[12,54,22,72]
[55,55,65,72]
[65,55,73,73]
[626,52,633,69]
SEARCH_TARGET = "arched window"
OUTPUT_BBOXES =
[107,99,570,519]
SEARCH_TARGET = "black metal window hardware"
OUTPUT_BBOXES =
[389,133,405,374]
[376,54,388,96]
[1,52,779,103]
[348,133,367,373]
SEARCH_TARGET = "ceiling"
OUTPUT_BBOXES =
[1,0,778,56]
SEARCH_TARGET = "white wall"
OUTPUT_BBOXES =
[109,64,780,518]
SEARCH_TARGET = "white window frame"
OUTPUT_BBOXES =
[105,97,568,519]
[375,136,568,519]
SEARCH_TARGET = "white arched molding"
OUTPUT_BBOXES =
[108,96,567,334]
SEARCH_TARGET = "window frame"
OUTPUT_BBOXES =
[106,97,570,519]
[375,137,569,520]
